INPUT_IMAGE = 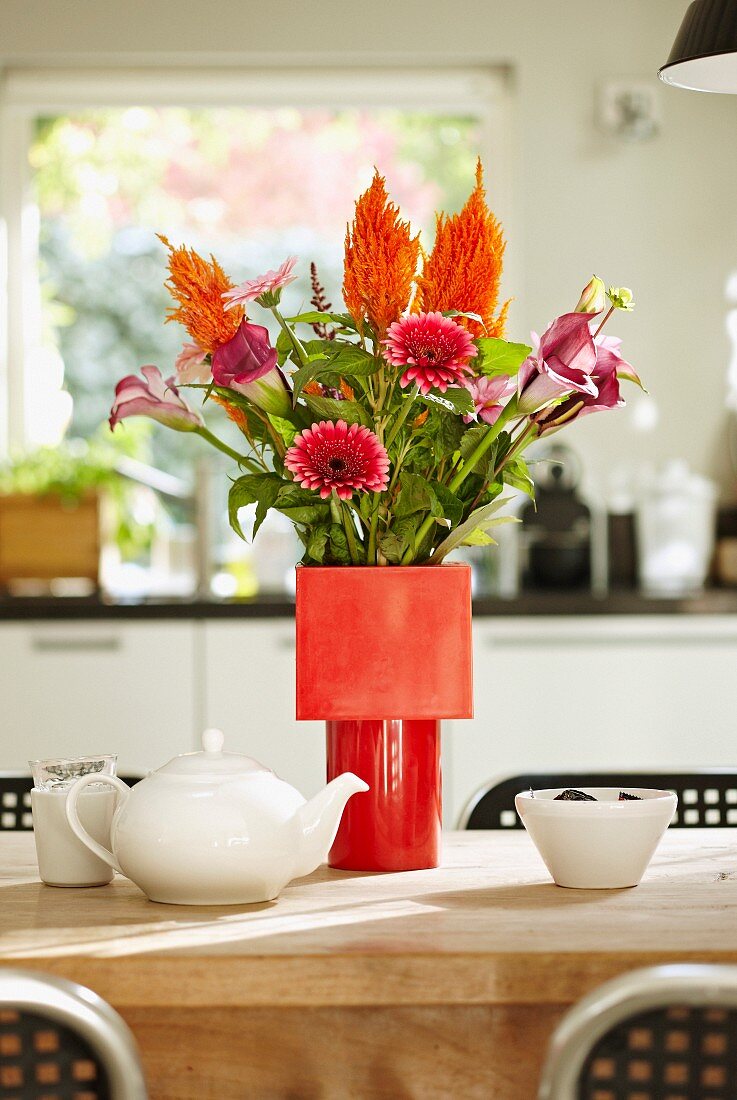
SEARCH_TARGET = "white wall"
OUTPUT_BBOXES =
[2,0,736,497]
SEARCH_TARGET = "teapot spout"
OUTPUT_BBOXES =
[293,773,369,878]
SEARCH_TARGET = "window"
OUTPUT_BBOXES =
[0,67,511,592]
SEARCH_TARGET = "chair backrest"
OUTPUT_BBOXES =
[538,964,737,1099]
[460,771,737,830]
[0,773,143,832]
[0,969,147,1099]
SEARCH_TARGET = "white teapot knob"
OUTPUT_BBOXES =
[202,728,225,754]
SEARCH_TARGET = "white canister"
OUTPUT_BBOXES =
[636,460,717,595]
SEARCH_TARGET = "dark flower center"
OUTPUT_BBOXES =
[328,456,348,474]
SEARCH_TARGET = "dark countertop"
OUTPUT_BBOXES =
[2,589,737,620]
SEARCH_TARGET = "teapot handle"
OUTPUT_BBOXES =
[65,773,130,875]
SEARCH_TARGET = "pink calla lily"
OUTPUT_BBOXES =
[109,366,204,432]
[212,319,291,417]
[517,312,599,415]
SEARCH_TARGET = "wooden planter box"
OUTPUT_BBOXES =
[0,492,100,589]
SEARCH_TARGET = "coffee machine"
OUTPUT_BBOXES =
[520,444,601,590]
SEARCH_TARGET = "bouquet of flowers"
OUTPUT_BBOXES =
[110,161,642,566]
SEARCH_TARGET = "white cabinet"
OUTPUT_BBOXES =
[0,622,199,773]
[202,621,326,797]
[446,616,737,827]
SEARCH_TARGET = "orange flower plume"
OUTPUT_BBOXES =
[343,171,420,336]
[415,160,509,338]
[210,393,251,439]
[158,234,243,354]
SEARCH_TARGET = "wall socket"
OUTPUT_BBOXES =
[598,80,661,141]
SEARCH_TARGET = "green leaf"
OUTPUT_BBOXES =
[435,411,465,456]
[328,522,351,564]
[303,395,371,427]
[267,415,298,447]
[305,525,330,564]
[284,311,335,325]
[462,528,497,547]
[227,473,285,541]
[476,337,532,378]
[430,496,515,563]
[394,472,441,519]
[276,327,294,368]
[503,455,535,500]
[442,309,484,325]
[429,482,464,526]
[378,531,409,563]
[292,346,377,405]
[460,424,491,464]
[328,345,379,377]
[420,386,474,416]
[274,483,330,526]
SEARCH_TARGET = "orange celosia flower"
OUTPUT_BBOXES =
[210,393,250,437]
[343,171,420,336]
[158,234,243,355]
[415,160,510,338]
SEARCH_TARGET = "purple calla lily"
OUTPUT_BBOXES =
[109,366,204,432]
[211,319,292,417]
[517,312,599,415]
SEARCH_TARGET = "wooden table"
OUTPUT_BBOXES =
[1,830,736,1099]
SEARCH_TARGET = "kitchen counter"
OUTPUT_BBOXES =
[3,587,737,619]
[1,829,736,1098]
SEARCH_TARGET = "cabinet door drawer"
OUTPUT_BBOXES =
[0,622,197,772]
[203,621,325,797]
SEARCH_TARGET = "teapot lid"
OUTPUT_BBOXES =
[156,729,264,776]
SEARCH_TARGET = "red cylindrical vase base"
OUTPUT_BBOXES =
[326,719,441,872]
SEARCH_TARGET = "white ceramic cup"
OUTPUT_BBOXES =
[31,786,118,887]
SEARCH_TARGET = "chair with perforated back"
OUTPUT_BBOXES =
[0,969,147,1099]
[0,773,143,831]
[459,771,737,830]
[538,964,737,1099]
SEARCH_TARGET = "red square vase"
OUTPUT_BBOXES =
[295,563,473,721]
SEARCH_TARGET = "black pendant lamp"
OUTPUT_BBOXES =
[659,0,737,92]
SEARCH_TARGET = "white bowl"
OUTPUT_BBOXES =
[514,787,678,889]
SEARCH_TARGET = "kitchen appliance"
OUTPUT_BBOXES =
[520,445,596,590]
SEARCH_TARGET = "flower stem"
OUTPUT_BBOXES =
[401,400,519,565]
[341,502,362,564]
[592,305,615,339]
[195,427,262,472]
[383,384,419,452]
[270,306,310,368]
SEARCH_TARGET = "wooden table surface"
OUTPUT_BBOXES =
[1,829,735,1098]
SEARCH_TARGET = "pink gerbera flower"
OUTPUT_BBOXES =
[463,374,516,425]
[174,341,210,384]
[222,257,298,311]
[383,311,478,394]
[284,420,390,501]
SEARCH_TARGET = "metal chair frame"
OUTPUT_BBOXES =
[538,964,737,1099]
[0,968,147,1099]
[459,769,737,830]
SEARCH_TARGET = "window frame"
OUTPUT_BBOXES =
[0,65,515,455]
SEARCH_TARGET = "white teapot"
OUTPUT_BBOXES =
[65,729,368,905]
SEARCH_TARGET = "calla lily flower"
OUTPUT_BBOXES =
[212,319,292,417]
[574,276,606,315]
[109,366,204,432]
[596,334,646,391]
[533,357,624,436]
[517,312,599,415]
